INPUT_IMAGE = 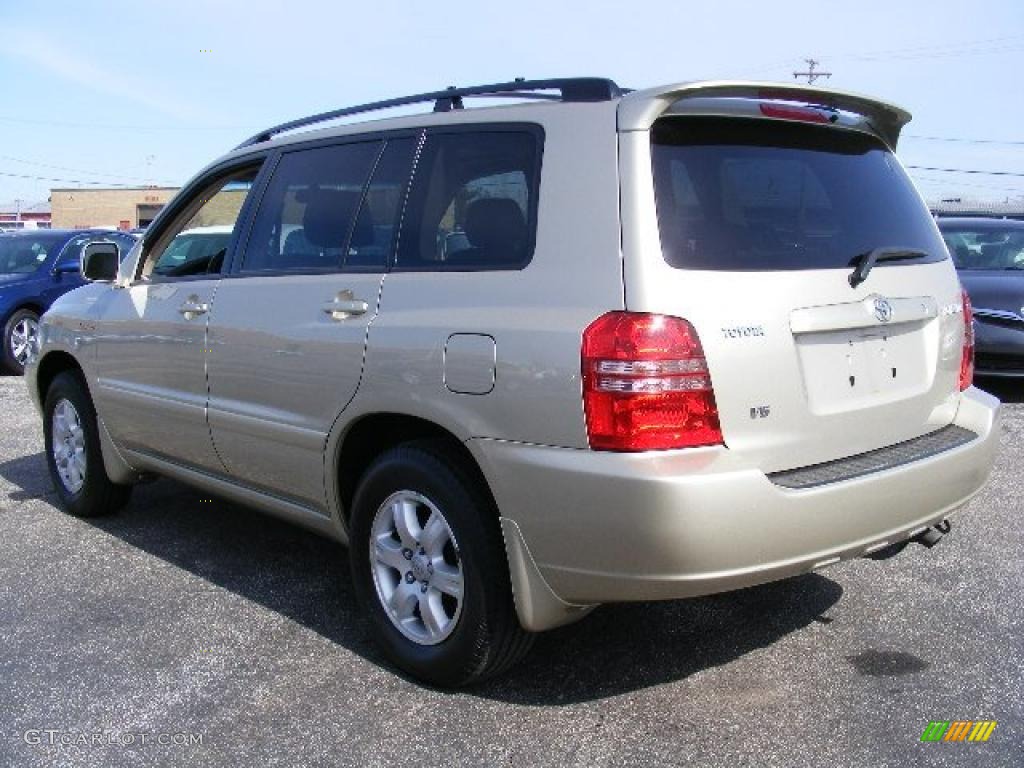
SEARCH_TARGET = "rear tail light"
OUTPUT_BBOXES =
[959,289,974,391]
[581,312,722,451]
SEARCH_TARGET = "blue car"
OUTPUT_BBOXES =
[1,229,137,374]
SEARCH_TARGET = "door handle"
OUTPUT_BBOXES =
[178,296,209,319]
[323,290,369,320]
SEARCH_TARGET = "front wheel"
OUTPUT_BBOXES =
[43,371,132,517]
[349,441,532,686]
[2,308,39,375]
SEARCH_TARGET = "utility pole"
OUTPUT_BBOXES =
[14,198,22,224]
[793,58,832,85]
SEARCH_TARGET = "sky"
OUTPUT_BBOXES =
[1,0,1022,207]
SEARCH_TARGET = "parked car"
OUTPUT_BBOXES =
[938,217,1024,377]
[1,229,137,374]
[27,78,999,685]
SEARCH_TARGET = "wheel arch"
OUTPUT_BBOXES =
[35,350,84,406]
[332,412,495,528]
[4,302,45,323]
[35,350,141,485]
[330,410,592,633]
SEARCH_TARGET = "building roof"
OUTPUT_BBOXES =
[930,199,1024,219]
[48,187,178,193]
[0,200,51,214]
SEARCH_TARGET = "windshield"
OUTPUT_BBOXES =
[651,117,949,271]
[940,227,1024,270]
[0,233,70,274]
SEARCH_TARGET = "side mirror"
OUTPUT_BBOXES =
[82,242,120,282]
[53,258,81,275]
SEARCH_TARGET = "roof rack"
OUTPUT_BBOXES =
[235,77,623,149]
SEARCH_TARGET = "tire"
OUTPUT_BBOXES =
[42,371,132,517]
[349,440,533,686]
[2,308,39,375]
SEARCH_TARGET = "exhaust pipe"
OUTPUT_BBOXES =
[863,520,952,560]
[912,519,952,549]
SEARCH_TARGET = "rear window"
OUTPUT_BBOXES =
[651,117,948,271]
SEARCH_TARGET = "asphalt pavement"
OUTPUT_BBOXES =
[0,373,1021,767]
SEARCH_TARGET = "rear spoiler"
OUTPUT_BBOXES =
[617,80,912,149]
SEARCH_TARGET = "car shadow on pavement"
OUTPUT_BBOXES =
[0,452,843,703]
[0,450,57,502]
[477,573,842,704]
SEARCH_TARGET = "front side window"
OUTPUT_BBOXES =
[940,227,1024,270]
[143,169,259,279]
[396,130,540,270]
[241,141,382,273]
[651,117,948,271]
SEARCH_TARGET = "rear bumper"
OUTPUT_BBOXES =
[474,387,999,608]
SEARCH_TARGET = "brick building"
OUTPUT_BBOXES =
[49,187,179,230]
[0,200,51,229]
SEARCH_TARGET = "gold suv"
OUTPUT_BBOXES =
[27,78,999,685]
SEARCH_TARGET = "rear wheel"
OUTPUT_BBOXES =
[2,308,39,375]
[43,371,132,517]
[349,441,532,686]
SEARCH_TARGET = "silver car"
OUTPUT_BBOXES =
[26,78,1000,686]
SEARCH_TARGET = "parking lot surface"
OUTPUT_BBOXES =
[0,374,1021,767]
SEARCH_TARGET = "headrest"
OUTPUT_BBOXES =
[301,189,372,248]
[464,198,526,256]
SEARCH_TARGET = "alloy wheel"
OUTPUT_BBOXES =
[10,315,38,367]
[51,398,86,494]
[369,490,464,645]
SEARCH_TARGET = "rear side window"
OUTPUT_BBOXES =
[651,118,948,271]
[241,141,381,273]
[396,129,541,270]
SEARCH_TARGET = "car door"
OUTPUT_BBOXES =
[91,163,263,470]
[206,135,417,509]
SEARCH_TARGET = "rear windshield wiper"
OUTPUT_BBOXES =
[848,247,929,288]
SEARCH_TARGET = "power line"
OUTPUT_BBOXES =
[741,34,1024,77]
[905,134,1024,147]
[0,169,179,188]
[0,154,176,185]
[910,174,1024,195]
[840,34,1024,62]
[848,43,1024,63]
[0,114,250,132]
[905,165,1024,178]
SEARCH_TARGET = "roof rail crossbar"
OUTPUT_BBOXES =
[236,77,623,149]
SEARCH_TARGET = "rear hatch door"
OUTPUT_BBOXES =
[625,113,965,473]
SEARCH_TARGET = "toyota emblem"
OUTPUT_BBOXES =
[874,298,893,323]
